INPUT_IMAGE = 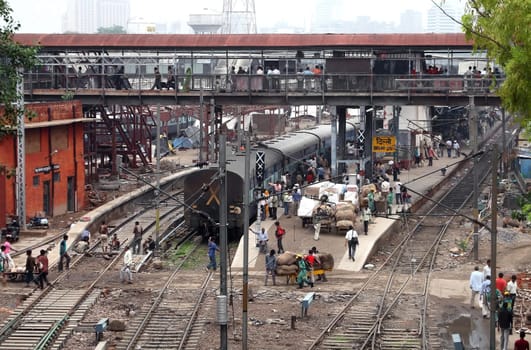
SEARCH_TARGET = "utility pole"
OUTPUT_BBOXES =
[330,106,337,179]
[16,69,26,228]
[218,134,228,350]
[489,145,498,350]
[199,88,204,163]
[469,95,479,261]
[393,106,400,165]
[242,135,250,350]
[210,99,216,162]
[155,105,161,252]
[501,109,506,178]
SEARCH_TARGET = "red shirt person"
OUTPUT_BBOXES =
[496,272,507,293]
[515,331,530,350]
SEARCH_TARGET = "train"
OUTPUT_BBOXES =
[183,122,356,240]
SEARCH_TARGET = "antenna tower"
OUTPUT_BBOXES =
[221,0,257,34]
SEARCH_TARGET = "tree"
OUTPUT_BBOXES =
[97,25,127,34]
[0,0,37,179]
[0,0,37,140]
[461,0,531,125]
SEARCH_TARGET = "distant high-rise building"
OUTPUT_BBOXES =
[311,0,342,32]
[398,10,423,33]
[426,2,461,33]
[63,0,130,33]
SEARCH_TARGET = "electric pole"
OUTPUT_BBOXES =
[218,134,228,350]
[489,145,498,350]
[16,69,26,228]
[155,105,161,252]
[469,95,479,261]
[330,106,337,178]
[242,135,250,350]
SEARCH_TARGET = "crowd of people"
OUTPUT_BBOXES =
[469,259,527,350]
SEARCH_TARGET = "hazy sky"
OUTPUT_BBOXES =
[10,0,451,33]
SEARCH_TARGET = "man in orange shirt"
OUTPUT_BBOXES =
[496,272,507,294]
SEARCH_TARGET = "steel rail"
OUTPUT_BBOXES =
[308,146,495,350]
[0,190,183,347]
[122,231,207,350]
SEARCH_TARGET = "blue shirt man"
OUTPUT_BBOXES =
[58,234,71,272]
[207,237,219,271]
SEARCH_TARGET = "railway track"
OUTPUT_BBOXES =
[309,148,495,350]
[116,238,212,350]
[0,189,186,349]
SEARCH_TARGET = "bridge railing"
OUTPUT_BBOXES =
[395,76,504,94]
[22,70,502,96]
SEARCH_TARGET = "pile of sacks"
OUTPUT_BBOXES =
[335,201,357,230]
[275,251,335,276]
[360,183,379,208]
[312,203,335,225]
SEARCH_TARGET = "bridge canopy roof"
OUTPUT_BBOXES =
[14,33,473,52]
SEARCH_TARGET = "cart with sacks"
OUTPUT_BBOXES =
[274,251,335,285]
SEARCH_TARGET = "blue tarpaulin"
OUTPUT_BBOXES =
[172,137,194,149]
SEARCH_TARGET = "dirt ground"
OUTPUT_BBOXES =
[2,146,530,349]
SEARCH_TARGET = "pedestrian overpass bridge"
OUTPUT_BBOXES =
[16,33,501,107]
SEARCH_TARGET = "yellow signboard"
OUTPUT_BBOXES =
[372,136,396,153]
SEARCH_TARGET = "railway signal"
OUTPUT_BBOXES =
[255,151,265,183]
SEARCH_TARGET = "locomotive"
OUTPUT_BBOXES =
[183,122,356,240]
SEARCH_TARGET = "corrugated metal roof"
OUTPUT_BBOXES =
[14,33,473,51]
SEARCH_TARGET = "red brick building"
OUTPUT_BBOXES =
[0,101,87,227]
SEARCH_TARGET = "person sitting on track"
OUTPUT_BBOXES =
[111,234,120,251]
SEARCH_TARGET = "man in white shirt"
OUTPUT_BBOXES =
[483,259,491,280]
[344,225,359,261]
[120,245,133,284]
[394,181,403,204]
[469,266,484,308]
[250,227,269,254]
[507,274,518,310]
[446,139,453,157]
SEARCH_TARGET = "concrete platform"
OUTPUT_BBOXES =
[231,148,470,273]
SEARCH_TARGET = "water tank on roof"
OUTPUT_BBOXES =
[188,8,223,34]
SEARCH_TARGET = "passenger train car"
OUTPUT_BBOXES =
[183,122,356,239]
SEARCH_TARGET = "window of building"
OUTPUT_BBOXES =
[53,172,60,182]
[33,175,40,186]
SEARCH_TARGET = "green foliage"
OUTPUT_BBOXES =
[0,0,38,140]
[61,90,75,100]
[462,0,531,125]
[183,68,192,92]
[97,25,127,34]
[512,192,531,222]
[457,238,468,252]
